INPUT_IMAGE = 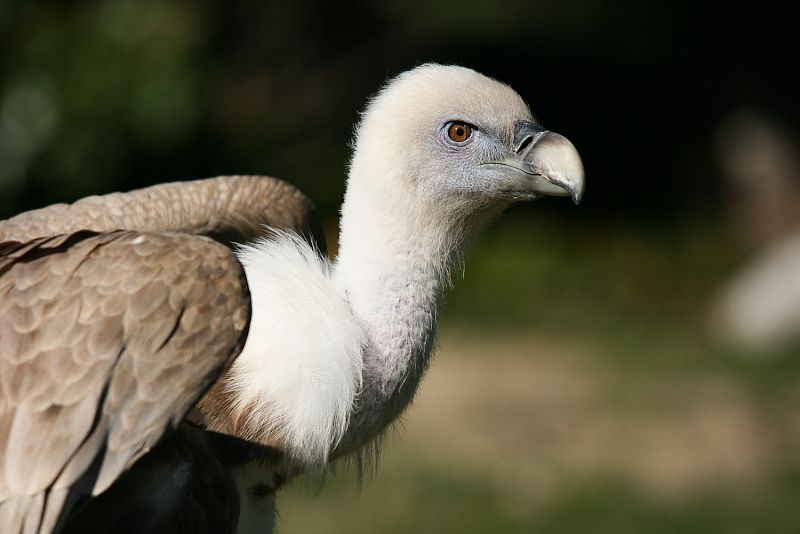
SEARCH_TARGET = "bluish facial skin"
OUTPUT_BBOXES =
[418,115,583,206]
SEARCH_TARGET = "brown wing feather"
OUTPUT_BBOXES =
[0,231,250,533]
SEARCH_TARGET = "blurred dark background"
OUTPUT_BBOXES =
[3,1,800,533]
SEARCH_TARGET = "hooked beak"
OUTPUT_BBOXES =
[488,120,585,204]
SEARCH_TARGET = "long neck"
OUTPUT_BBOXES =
[332,186,463,451]
[331,173,502,454]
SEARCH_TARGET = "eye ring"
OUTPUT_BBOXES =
[446,122,473,143]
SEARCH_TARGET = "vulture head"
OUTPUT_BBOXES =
[344,64,584,235]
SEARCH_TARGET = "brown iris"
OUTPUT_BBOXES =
[447,122,472,143]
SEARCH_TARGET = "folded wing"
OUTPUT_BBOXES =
[0,175,322,533]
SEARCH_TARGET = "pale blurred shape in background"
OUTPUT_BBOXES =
[712,111,800,353]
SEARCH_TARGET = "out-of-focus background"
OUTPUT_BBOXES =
[3,1,800,532]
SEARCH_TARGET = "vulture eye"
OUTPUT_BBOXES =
[447,122,473,143]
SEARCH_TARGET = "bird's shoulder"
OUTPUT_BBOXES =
[0,175,327,254]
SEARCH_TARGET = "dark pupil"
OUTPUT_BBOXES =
[455,127,464,137]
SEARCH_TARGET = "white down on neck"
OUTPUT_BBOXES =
[227,233,364,468]
[228,187,464,468]
[227,163,488,469]
[224,64,511,468]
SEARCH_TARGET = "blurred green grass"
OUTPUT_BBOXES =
[281,469,800,534]
[280,209,800,533]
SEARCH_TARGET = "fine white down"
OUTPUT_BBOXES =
[227,232,363,466]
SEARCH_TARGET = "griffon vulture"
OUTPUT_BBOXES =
[0,64,585,533]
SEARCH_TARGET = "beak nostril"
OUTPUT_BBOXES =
[516,135,533,154]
